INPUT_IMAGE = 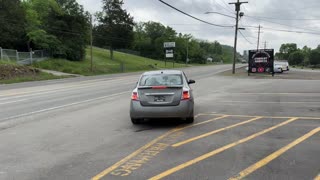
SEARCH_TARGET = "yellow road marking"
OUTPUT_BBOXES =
[172,116,262,147]
[91,115,228,180]
[314,173,320,180]
[148,118,299,180]
[173,115,229,132]
[229,127,320,180]
[206,113,320,120]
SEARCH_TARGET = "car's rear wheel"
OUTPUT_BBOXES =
[185,117,194,123]
[131,118,143,124]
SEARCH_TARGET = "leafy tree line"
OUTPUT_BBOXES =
[275,43,320,66]
[1,0,234,63]
[92,1,233,64]
[94,20,232,64]
[0,0,89,61]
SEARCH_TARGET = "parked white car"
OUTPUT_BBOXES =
[275,60,289,71]
[274,63,284,73]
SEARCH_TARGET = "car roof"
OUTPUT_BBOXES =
[142,70,183,75]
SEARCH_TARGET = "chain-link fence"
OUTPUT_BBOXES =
[0,47,49,65]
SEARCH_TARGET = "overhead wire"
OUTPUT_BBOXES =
[214,0,235,14]
[239,30,254,44]
[245,15,320,33]
[158,0,234,28]
[245,15,320,21]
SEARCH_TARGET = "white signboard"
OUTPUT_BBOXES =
[165,49,174,58]
[164,42,176,48]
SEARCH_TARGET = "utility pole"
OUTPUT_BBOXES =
[186,39,189,66]
[264,41,267,49]
[257,25,261,50]
[229,0,248,74]
[90,14,93,72]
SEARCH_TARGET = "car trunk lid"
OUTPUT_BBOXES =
[138,86,182,106]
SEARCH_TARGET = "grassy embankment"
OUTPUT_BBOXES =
[0,60,68,84]
[33,47,188,76]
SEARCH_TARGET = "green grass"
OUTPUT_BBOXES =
[293,65,320,70]
[0,60,18,65]
[33,47,189,76]
[0,72,69,84]
[0,60,69,84]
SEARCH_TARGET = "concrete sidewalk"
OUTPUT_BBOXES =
[39,69,83,77]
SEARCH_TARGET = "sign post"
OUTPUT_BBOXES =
[248,49,274,76]
[164,42,175,68]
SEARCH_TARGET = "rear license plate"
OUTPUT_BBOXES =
[154,96,165,102]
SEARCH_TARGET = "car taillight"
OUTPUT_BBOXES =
[131,92,139,101]
[181,91,190,100]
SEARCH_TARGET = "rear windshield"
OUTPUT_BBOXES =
[139,74,183,86]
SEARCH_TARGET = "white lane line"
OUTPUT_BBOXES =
[0,78,136,101]
[0,91,130,123]
[219,101,320,104]
[0,99,28,105]
[220,93,320,96]
[0,76,137,98]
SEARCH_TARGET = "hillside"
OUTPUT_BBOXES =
[0,61,66,84]
[33,47,187,76]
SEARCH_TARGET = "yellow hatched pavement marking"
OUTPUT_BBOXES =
[91,115,228,180]
[207,113,320,120]
[148,118,299,180]
[172,116,263,147]
[229,127,320,180]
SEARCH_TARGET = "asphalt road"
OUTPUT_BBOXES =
[0,65,319,180]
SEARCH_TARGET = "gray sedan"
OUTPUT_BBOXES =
[130,70,195,124]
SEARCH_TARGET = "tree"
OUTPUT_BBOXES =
[0,0,26,50]
[22,0,61,51]
[301,45,312,65]
[309,49,320,65]
[288,50,304,65]
[278,43,298,60]
[46,0,90,60]
[96,0,134,60]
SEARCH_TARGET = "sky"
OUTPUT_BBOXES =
[76,0,320,54]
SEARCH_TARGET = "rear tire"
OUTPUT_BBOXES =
[185,117,194,124]
[131,118,142,124]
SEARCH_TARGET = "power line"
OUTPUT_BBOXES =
[246,15,320,21]
[262,27,320,36]
[158,0,234,28]
[215,0,235,14]
[245,15,320,33]
[239,30,253,44]
[243,26,320,36]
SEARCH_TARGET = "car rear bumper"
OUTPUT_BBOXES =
[130,100,194,119]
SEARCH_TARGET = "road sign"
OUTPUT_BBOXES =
[165,49,174,58]
[248,49,274,75]
[164,42,176,48]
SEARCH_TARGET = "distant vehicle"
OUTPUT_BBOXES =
[273,63,284,73]
[275,60,289,71]
[241,59,247,64]
[207,58,213,62]
[130,70,195,124]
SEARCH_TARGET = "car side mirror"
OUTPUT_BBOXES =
[188,79,195,84]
